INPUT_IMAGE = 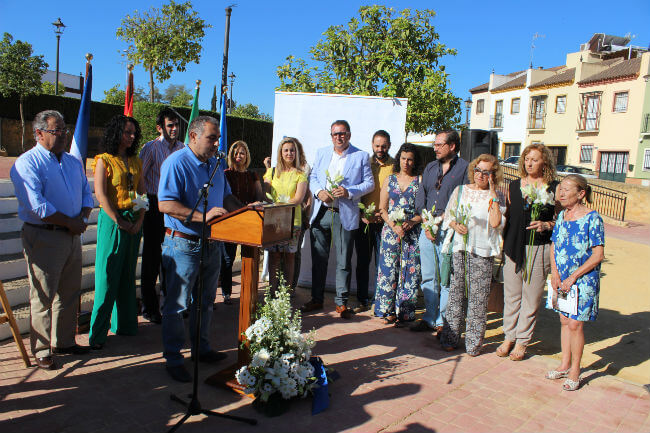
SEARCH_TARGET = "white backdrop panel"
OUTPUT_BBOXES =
[272,91,408,291]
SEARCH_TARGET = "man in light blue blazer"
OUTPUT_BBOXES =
[301,120,374,319]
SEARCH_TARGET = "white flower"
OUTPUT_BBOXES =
[132,193,149,212]
[388,208,406,223]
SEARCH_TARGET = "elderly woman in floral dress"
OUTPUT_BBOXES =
[374,143,422,326]
[545,174,604,391]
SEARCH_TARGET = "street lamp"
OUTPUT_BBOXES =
[464,97,472,127]
[52,18,66,96]
[228,72,236,113]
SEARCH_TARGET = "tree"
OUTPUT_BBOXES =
[0,33,48,151]
[102,84,152,105]
[230,103,272,122]
[276,6,461,133]
[116,0,210,103]
[162,84,192,107]
[41,80,66,95]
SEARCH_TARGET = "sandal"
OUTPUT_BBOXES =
[545,368,570,380]
[382,315,397,325]
[562,377,581,391]
[509,344,526,361]
[495,341,513,358]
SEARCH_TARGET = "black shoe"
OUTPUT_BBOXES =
[166,364,192,383]
[352,304,370,314]
[143,312,162,324]
[90,343,104,350]
[35,355,57,370]
[191,350,228,364]
[52,344,91,355]
[409,319,433,332]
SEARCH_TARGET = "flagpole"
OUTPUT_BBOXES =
[184,80,201,145]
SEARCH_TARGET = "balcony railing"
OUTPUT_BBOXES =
[527,112,546,129]
[490,114,503,129]
[642,113,650,134]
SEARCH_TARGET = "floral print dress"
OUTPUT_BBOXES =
[546,210,604,321]
[374,174,421,322]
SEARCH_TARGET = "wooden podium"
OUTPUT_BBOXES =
[204,204,295,392]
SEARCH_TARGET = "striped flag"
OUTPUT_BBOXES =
[124,69,134,117]
[70,63,92,167]
[218,91,228,169]
[184,84,200,145]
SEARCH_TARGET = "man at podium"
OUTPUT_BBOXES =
[157,116,240,383]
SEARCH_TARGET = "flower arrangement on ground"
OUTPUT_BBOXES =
[236,275,316,404]
[520,183,555,283]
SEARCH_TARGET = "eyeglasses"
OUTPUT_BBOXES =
[473,167,494,177]
[331,132,348,138]
[433,142,448,149]
[39,128,69,136]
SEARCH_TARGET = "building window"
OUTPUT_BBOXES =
[476,99,484,114]
[613,92,628,113]
[580,144,594,163]
[528,96,547,129]
[644,149,650,172]
[556,95,566,114]
[492,100,503,128]
[577,92,602,131]
[511,98,520,114]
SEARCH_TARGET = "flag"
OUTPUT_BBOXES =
[70,63,92,167]
[218,91,228,169]
[124,69,134,117]
[184,85,200,145]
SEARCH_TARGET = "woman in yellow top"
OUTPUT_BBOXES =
[263,137,308,294]
[89,115,145,349]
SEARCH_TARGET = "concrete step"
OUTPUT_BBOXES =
[0,225,98,256]
[3,258,143,308]
[0,197,18,214]
[0,208,100,234]
[0,178,96,198]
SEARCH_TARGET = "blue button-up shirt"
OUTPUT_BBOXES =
[415,155,469,216]
[10,144,94,225]
[158,145,232,236]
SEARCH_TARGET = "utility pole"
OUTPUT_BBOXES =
[219,6,234,107]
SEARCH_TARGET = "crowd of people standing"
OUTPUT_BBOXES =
[10,108,605,391]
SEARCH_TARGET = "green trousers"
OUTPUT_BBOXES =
[89,208,141,345]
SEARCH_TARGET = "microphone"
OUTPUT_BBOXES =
[214,151,226,159]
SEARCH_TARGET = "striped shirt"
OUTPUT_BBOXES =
[139,136,184,195]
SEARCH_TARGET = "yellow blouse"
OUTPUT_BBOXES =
[92,153,142,210]
[263,167,307,227]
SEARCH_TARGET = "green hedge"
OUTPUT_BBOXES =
[0,94,273,167]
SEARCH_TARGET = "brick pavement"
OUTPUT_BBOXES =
[1,280,649,433]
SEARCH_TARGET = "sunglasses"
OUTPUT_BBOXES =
[473,167,494,177]
[40,128,69,136]
[331,132,348,138]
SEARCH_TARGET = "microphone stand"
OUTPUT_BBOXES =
[168,152,257,432]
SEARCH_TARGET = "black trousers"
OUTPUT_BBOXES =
[219,242,238,296]
[140,194,165,315]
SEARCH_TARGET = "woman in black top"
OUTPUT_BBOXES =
[497,144,559,361]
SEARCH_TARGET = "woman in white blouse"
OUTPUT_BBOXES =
[439,154,505,356]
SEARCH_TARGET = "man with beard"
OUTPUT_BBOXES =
[353,130,393,313]
[138,108,184,323]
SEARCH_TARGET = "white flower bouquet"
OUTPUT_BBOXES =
[421,205,443,240]
[265,190,291,204]
[325,170,344,193]
[358,202,376,233]
[521,184,555,283]
[449,202,472,293]
[388,208,406,226]
[236,276,316,403]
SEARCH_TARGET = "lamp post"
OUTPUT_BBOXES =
[52,18,66,96]
[464,97,472,128]
[228,72,236,113]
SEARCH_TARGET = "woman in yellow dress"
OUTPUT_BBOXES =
[89,115,145,349]
[263,137,308,294]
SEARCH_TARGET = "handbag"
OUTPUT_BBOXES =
[487,252,505,313]
[439,185,464,287]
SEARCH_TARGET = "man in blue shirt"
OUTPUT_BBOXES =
[158,116,240,382]
[412,130,469,335]
[10,110,94,369]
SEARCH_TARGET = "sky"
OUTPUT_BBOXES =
[1,0,649,121]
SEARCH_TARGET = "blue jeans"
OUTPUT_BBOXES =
[419,228,449,328]
[310,207,355,306]
[161,234,221,367]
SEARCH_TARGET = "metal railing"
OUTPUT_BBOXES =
[500,165,627,221]
[490,114,503,129]
[642,113,650,133]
